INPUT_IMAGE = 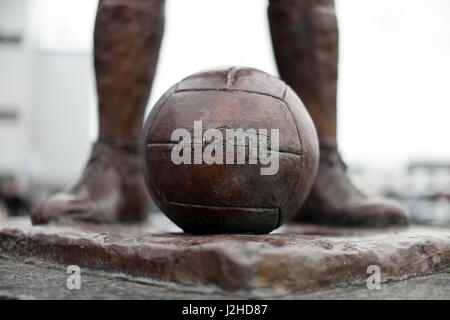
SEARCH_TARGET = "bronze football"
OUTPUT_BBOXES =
[142,67,319,234]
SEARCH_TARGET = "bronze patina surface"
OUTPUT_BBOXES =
[268,0,409,226]
[31,0,409,228]
[142,67,319,234]
[31,0,165,225]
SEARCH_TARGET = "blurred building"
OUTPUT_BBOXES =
[406,162,450,197]
[0,0,96,205]
[348,161,450,226]
[403,162,450,226]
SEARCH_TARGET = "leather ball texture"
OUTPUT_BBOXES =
[142,67,319,234]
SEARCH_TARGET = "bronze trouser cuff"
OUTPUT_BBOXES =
[88,140,143,185]
[269,0,334,5]
[318,142,347,169]
[96,139,140,153]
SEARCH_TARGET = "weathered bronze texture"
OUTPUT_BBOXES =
[269,0,338,146]
[32,0,409,228]
[268,0,409,226]
[95,0,164,141]
[142,67,319,234]
[31,141,150,224]
[296,143,410,226]
[31,0,165,225]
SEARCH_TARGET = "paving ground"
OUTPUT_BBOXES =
[1,258,449,300]
[0,214,449,299]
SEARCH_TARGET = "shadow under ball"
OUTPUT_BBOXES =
[142,67,319,234]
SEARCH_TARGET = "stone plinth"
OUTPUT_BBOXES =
[1,214,449,297]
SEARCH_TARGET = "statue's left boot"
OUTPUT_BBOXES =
[268,0,410,227]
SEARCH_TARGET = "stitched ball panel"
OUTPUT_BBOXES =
[142,67,318,234]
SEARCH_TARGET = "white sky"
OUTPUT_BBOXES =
[32,0,450,168]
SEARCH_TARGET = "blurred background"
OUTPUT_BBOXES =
[0,0,449,225]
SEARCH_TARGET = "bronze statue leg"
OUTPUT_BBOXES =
[31,0,165,224]
[268,0,409,226]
